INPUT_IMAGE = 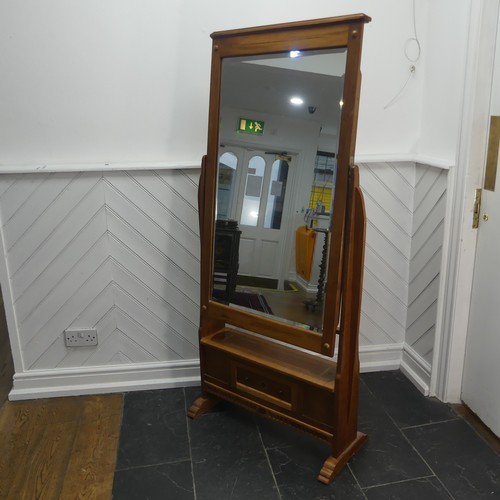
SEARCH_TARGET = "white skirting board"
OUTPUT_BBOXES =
[9,359,201,400]
[400,344,432,396]
[8,343,423,400]
[294,274,318,294]
[359,343,403,372]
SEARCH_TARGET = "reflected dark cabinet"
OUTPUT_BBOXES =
[213,219,241,303]
[188,14,371,485]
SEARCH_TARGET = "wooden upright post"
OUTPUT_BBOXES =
[318,165,367,484]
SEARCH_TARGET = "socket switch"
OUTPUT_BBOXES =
[64,329,98,347]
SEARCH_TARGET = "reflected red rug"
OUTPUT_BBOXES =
[231,291,273,315]
[213,290,273,315]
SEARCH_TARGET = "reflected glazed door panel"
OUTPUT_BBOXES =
[258,239,280,277]
[219,146,293,287]
[238,237,256,275]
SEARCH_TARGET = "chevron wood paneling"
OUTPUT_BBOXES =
[0,170,201,371]
[407,165,447,364]
[359,162,447,368]
[358,162,415,346]
[0,163,446,386]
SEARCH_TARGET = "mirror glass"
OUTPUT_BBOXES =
[212,48,347,332]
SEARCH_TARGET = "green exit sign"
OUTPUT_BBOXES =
[238,118,264,135]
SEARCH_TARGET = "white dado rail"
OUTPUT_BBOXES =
[0,160,202,174]
[0,153,452,174]
[0,158,448,399]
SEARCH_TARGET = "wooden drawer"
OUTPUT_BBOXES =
[234,363,293,411]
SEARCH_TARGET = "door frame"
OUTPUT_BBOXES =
[431,0,500,402]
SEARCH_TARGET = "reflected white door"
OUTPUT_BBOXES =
[461,12,500,437]
[219,146,294,288]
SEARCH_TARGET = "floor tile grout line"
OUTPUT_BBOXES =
[347,463,369,500]
[183,387,198,500]
[361,473,437,492]
[115,457,193,473]
[385,410,457,500]
[362,379,456,499]
[255,416,283,500]
[400,417,460,431]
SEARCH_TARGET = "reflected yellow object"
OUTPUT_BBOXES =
[296,226,316,281]
[309,186,332,213]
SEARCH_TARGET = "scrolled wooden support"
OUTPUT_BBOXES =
[187,394,220,419]
[318,432,368,484]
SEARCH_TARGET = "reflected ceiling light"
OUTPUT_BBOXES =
[339,99,344,108]
[289,50,301,58]
[290,96,304,106]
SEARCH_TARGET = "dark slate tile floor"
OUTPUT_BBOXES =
[112,370,500,499]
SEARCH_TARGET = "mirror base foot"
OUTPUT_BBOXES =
[187,394,220,419]
[317,432,368,484]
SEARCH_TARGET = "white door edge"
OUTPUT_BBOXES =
[431,0,500,402]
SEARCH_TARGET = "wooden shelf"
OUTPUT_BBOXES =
[201,328,336,391]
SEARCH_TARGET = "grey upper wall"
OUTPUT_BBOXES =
[0,0,470,167]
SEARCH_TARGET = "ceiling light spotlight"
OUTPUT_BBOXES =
[339,99,344,108]
[290,96,304,106]
[289,50,301,58]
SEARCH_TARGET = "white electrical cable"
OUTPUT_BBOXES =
[383,65,416,110]
[384,0,421,109]
[405,0,421,62]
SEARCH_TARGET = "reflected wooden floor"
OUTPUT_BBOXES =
[0,394,123,499]
[238,283,324,329]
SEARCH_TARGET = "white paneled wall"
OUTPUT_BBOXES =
[0,163,447,398]
[359,162,448,389]
[0,169,202,397]
[358,162,415,347]
[407,165,447,364]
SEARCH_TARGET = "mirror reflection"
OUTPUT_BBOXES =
[212,48,347,332]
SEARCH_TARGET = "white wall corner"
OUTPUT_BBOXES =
[0,214,24,373]
[9,359,201,400]
[401,343,431,396]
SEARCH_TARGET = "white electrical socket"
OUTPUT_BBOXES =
[64,329,98,347]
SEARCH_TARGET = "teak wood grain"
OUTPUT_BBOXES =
[190,13,371,484]
[0,394,123,499]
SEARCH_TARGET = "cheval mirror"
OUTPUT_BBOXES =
[188,13,371,484]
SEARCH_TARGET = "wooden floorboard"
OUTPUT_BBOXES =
[60,395,123,499]
[0,393,123,499]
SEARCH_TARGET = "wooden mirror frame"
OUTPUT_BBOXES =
[191,14,371,484]
[199,14,371,357]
